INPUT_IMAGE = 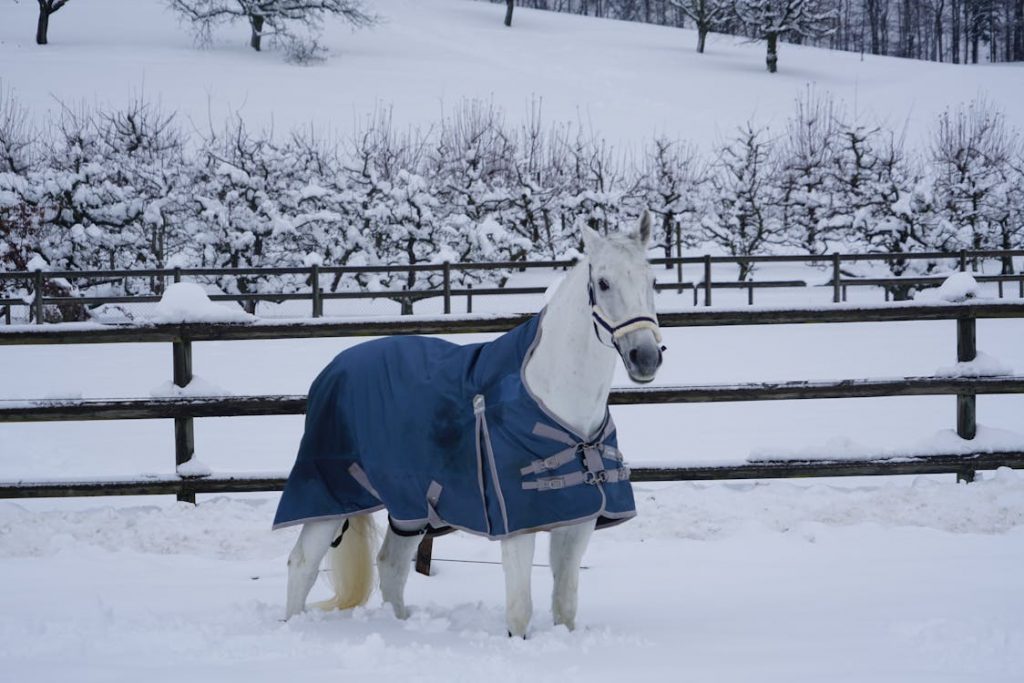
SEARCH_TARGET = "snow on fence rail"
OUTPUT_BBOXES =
[2,249,1022,323]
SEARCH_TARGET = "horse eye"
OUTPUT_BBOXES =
[598,278,610,292]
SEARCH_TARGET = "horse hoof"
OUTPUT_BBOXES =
[507,630,526,640]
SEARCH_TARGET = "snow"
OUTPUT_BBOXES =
[1,0,1024,679]
[915,272,981,303]
[1,0,1022,152]
[149,282,254,324]
[747,425,1024,463]
[0,480,1022,681]
[176,457,213,478]
[935,351,1014,378]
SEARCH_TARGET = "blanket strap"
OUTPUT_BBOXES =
[522,466,631,491]
[521,419,627,491]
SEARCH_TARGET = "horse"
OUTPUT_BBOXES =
[276,212,663,637]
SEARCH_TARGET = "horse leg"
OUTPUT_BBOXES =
[377,526,421,619]
[501,532,537,638]
[549,519,595,630]
[285,518,342,619]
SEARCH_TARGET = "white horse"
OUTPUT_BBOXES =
[283,213,663,637]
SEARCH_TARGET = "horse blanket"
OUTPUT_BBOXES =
[273,312,636,539]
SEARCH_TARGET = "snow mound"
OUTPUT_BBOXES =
[149,376,233,398]
[149,283,253,324]
[176,457,212,478]
[935,351,1014,378]
[914,272,980,303]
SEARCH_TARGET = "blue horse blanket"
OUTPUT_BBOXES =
[273,313,635,538]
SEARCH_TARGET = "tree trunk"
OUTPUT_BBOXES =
[505,0,514,26]
[36,8,50,45]
[250,15,264,51]
[766,32,779,72]
[697,27,707,53]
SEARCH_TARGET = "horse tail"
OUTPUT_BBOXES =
[314,514,378,611]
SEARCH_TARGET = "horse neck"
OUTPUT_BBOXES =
[523,260,617,440]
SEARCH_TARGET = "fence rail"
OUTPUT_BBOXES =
[3,249,1023,323]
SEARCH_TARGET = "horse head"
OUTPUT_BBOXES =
[582,212,664,384]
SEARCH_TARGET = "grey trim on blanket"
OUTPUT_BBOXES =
[476,394,511,536]
[348,462,382,500]
[518,308,613,444]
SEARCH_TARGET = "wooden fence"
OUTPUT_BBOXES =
[2,299,1023,499]
[2,249,1023,323]
[4,299,1024,573]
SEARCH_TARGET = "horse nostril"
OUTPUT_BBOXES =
[628,348,639,364]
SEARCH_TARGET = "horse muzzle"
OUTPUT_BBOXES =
[619,330,663,384]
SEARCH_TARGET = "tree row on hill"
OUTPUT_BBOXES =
[1,92,1022,315]
[33,0,375,62]
[498,0,1024,67]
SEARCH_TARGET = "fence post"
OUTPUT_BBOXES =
[956,314,977,482]
[959,250,967,272]
[675,223,683,294]
[466,283,473,314]
[442,262,451,315]
[173,333,197,504]
[703,254,712,307]
[832,252,841,304]
[33,270,44,324]
[311,265,323,318]
[173,267,181,284]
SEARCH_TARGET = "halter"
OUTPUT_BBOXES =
[587,265,663,350]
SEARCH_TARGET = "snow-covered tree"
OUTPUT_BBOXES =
[930,101,1019,267]
[703,125,783,280]
[639,137,706,263]
[777,91,841,254]
[735,0,837,72]
[668,0,732,52]
[167,0,375,59]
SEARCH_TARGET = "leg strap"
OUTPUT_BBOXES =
[330,519,351,548]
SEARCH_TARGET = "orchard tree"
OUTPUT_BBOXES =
[167,0,375,58]
[735,0,837,72]
[36,0,72,45]
[668,0,732,52]
[703,125,783,280]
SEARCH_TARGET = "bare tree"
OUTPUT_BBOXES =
[668,0,731,52]
[36,0,72,45]
[167,0,375,56]
[736,0,838,72]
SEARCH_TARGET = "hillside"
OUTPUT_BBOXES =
[2,0,1023,150]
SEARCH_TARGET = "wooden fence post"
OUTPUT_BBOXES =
[956,314,977,482]
[703,255,712,307]
[415,536,434,576]
[466,283,473,314]
[443,262,451,315]
[311,265,323,318]
[832,252,841,304]
[33,270,44,324]
[173,333,197,504]
[675,223,683,294]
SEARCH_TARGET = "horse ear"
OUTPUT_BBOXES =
[636,210,652,245]
[581,224,602,252]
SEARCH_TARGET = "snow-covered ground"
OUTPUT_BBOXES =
[2,0,1023,150]
[2,1,1024,680]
